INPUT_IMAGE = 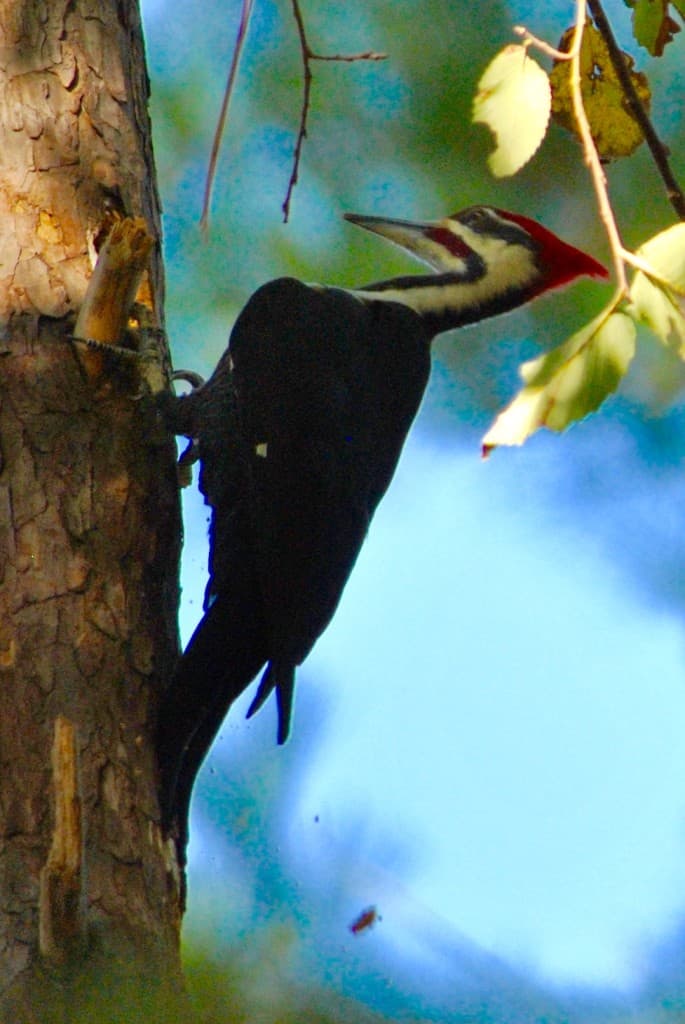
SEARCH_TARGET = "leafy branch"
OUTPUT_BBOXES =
[474,0,685,454]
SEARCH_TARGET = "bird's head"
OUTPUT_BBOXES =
[344,205,608,330]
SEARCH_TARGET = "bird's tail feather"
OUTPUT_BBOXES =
[156,594,267,852]
[246,661,295,745]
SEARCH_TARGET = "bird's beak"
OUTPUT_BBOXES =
[344,213,433,259]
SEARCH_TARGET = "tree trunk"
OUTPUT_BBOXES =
[0,0,186,1018]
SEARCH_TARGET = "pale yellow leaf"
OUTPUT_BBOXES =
[473,45,551,177]
[630,274,685,354]
[630,224,685,354]
[635,223,685,290]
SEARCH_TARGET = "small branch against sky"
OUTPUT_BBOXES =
[201,0,255,233]
[283,0,386,222]
[586,0,685,220]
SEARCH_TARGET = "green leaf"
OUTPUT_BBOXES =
[473,44,551,177]
[630,224,685,353]
[482,311,636,454]
[631,275,685,353]
[635,222,685,289]
[631,0,681,55]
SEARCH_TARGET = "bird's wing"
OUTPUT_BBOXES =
[229,278,432,673]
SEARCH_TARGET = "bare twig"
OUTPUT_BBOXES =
[513,25,570,62]
[587,0,685,220]
[283,0,313,224]
[283,0,386,222]
[200,0,255,234]
[308,50,388,63]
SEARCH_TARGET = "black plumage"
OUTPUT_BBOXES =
[157,277,432,841]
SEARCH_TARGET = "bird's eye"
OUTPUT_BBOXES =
[462,207,490,229]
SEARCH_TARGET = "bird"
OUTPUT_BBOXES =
[156,205,607,849]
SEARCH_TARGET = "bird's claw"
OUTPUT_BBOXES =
[171,369,206,391]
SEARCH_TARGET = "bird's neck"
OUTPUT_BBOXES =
[349,266,542,337]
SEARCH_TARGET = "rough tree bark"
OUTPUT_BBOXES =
[0,0,187,1018]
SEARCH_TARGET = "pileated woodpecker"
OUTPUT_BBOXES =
[157,205,607,844]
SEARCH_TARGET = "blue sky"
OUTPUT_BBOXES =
[181,406,685,992]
